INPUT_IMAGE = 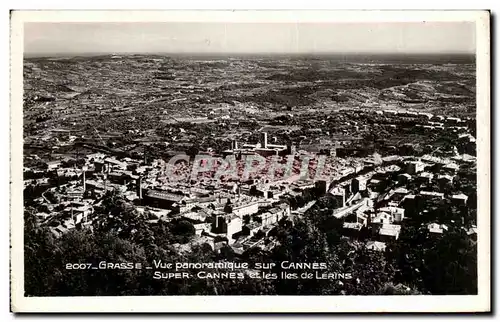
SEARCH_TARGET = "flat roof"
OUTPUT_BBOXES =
[343,222,363,231]
[379,228,399,236]
[420,191,444,197]
[145,190,185,202]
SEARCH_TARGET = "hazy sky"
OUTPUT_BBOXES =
[24,22,476,55]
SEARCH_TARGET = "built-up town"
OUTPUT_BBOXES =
[24,107,477,257]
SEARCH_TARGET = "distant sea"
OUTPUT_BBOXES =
[24,52,475,65]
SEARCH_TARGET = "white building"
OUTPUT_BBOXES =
[427,223,449,235]
[452,193,468,205]
[406,161,425,174]
[379,224,402,241]
[378,206,405,222]
[366,241,387,252]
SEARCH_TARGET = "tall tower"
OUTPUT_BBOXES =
[261,132,268,149]
[136,176,142,199]
[82,165,88,192]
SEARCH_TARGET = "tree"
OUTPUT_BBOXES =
[171,219,195,244]
[24,209,61,296]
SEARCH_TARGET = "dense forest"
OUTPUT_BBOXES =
[24,190,476,296]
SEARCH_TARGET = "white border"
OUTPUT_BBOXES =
[8,10,493,23]
[10,10,491,313]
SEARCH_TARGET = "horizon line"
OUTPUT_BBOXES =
[24,51,476,58]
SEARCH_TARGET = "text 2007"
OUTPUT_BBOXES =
[65,263,93,270]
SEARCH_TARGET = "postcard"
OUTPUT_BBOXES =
[10,10,490,313]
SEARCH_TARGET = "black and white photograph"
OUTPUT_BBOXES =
[10,10,490,312]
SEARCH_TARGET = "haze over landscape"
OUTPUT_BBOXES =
[24,22,476,56]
